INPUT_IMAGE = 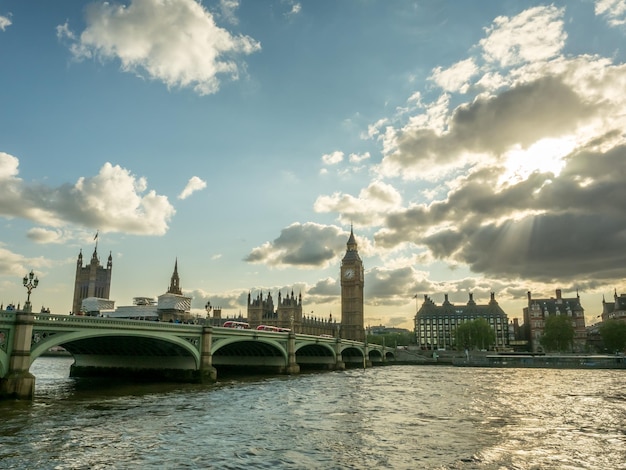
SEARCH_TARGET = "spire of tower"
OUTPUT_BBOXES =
[347,225,357,251]
[167,258,182,295]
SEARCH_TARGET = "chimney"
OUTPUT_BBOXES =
[556,289,562,300]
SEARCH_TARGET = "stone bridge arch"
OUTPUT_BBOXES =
[294,340,337,369]
[211,336,288,369]
[30,329,202,367]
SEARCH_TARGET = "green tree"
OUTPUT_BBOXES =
[541,315,575,352]
[455,318,495,350]
[598,320,626,353]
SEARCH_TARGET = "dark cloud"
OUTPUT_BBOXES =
[244,223,347,268]
[457,213,626,281]
[382,75,596,174]
[376,144,626,283]
[365,266,435,306]
[451,76,594,154]
[307,277,339,297]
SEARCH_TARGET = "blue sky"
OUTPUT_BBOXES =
[2,0,626,329]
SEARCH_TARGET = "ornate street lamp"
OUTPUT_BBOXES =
[22,270,39,313]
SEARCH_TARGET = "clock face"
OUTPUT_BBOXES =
[344,268,355,279]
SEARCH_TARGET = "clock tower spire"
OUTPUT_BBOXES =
[340,226,365,341]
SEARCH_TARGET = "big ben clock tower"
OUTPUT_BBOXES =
[340,226,365,341]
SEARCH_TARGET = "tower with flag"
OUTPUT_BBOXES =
[71,231,112,314]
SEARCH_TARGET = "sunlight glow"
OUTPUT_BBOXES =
[499,137,575,185]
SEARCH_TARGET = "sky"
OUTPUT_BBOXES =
[2,0,626,330]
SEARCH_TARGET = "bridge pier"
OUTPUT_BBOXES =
[285,331,300,374]
[334,339,345,371]
[200,326,217,383]
[364,343,373,368]
[0,312,35,400]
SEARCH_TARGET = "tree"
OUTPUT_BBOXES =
[598,320,626,353]
[455,318,495,350]
[541,315,575,352]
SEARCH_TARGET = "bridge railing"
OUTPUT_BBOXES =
[32,313,203,332]
[0,312,16,321]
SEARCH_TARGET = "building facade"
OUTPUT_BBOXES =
[246,290,337,335]
[72,246,112,315]
[247,290,301,330]
[601,290,626,323]
[414,292,509,350]
[523,289,586,352]
[340,227,365,341]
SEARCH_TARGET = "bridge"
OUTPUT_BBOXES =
[0,310,397,400]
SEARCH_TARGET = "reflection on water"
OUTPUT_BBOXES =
[0,357,623,469]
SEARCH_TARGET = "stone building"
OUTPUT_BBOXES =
[414,292,509,350]
[523,289,586,352]
[72,245,112,315]
[601,290,626,323]
[247,290,301,330]
[246,290,337,335]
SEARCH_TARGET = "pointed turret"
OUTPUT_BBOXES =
[91,246,99,264]
[167,258,182,295]
[342,225,362,263]
[347,225,357,252]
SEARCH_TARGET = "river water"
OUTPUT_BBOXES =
[0,357,624,469]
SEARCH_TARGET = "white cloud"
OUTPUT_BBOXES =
[366,118,388,139]
[62,0,261,95]
[0,152,19,179]
[218,0,240,25]
[26,228,65,244]
[178,176,207,200]
[596,0,626,26]
[0,14,11,31]
[0,244,52,278]
[349,152,370,163]
[284,0,302,17]
[430,58,478,93]
[321,150,344,165]
[0,156,175,237]
[480,5,566,67]
[72,163,175,234]
[314,181,402,227]
[56,22,74,40]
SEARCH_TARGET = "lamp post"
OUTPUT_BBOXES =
[22,270,39,313]
[204,301,213,326]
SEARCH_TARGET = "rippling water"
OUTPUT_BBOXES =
[1,357,624,469]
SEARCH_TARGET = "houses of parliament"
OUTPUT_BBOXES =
[71,229,366,341]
